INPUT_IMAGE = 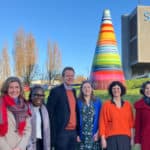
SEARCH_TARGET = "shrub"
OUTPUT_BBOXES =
[126,78,150,89]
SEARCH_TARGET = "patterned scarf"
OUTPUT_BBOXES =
[0,95,30,136]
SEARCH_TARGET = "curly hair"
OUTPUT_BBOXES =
[108,81,126,97]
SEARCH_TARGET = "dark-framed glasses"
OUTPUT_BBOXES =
[33,94,45,98]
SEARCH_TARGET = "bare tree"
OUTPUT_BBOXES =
[2,44,11,78]
[14,29,25,77]
[13,29,38,85]
[23,33,38,85]
[0,44,11,83]
[74,75,86,84]
[46,40,62,85]
[0,44,11,86]
[0,55,4,87]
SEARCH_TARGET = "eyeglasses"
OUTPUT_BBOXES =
[33,94,45,98]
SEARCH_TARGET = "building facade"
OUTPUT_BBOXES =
[122,6,150,79]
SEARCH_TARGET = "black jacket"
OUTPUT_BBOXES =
[46,84,77,146]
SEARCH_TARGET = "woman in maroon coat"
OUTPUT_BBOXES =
[134,81,150,150]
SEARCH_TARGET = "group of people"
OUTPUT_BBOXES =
[0,66,150,150]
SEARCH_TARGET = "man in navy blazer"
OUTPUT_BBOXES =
[47,67,77,150]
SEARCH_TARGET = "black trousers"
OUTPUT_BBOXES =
[55,130,77,150]
[106,135,131,150]
[36,138,43,150]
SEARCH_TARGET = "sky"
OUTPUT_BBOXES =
[0,0,150,78]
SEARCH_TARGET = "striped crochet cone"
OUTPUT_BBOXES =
[90,9,125,90]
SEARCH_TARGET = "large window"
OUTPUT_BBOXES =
[129,38,137,63]
[129,15,137,39]
[132,64,150,77]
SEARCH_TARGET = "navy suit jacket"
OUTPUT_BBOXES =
[46,84,76,146]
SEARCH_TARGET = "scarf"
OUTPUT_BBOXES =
[144,96,150,106]
[0,95,30,136]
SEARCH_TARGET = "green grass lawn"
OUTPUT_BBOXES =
[24,87,141,104]
[94,89,141,104]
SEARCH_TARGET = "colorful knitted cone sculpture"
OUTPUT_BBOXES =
[90,9,125,90]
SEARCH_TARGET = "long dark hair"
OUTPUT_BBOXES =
[140,81,150,96]
[78,80,96,102]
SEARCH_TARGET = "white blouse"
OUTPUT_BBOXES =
[33,107,42,139]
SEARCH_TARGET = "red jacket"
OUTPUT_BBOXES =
[134,98,150,150]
